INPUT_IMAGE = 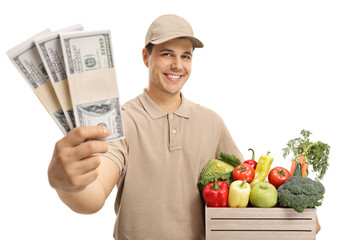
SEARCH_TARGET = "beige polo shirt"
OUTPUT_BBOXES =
[103,91,244,240]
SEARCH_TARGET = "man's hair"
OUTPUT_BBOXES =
[145,43,154,55]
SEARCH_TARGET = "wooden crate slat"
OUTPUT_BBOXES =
[207,219,314,231]
[206,207,316,219]
[207,230,315,240]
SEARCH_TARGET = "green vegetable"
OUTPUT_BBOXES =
[219,152,242,167]
[199,158,234,180]
[277,176,325,213]
[283,129,330,180]
[292,162,302,177]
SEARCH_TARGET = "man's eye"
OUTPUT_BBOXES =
[182,55,191,60]
[162,53,171,56]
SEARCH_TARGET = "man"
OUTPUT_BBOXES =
[48,14,319,239]
[48,14,243,239]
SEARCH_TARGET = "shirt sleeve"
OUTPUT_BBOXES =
[99,107,130,177]
[101,139,127,174]
[215,115,245,163]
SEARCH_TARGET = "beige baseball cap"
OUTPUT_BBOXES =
[145,14,204,48]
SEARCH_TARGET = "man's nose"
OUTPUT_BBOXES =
[171,57,182,71]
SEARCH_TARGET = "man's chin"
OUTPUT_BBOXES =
[163,89,181,96]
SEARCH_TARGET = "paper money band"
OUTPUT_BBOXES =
[68,68,119,106]
[33,81,62,114]
[54,78,72,111]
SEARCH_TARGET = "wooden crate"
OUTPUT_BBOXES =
[205,206,316,240]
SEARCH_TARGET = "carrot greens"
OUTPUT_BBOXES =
[282,129,330,180]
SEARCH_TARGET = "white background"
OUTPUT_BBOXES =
[1,0,359,239]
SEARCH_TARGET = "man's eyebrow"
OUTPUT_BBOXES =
[184,50,192,56]
[160,48,175,53]
[159,48,193,56]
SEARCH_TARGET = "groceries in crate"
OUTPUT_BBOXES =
[232,164,254,183]
[268,167,291,189]
[198,129,329,213]
[249,182,278,208]
[197,152,241,193]
[203,178,229,207]
[250,151,273,187]
[283,129,330,180]
[243,148,257,169]
[277,176,325,212]
[228,179,250,208]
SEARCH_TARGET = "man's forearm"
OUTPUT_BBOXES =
[56,179,107,214]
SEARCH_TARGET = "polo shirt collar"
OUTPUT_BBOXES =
[139,90,190,119]
[174,94,190,119]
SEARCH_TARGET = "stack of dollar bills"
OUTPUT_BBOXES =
[7,24,125,141]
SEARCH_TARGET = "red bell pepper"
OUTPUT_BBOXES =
[202,178,229,207]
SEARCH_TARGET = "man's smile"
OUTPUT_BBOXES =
[164,73,183,82]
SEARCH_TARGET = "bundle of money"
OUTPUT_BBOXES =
[35,24,84,129]
[7,25,125,141]
[7,29,71,134]
[60,30,124,141]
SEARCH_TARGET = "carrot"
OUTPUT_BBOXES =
[290,160,297,176]
[302,162,308,177]
[298,155,307,177]
[298,155,305,165]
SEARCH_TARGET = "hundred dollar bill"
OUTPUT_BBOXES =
[60,30,124,141]
[35,24,84,130]
[7,29,71,134]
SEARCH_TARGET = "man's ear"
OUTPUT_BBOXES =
[142,48,149,67]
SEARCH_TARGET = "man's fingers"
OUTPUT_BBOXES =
[58,156,101,191]
[71,140,108,161]
[74,156,102,175]
[62,126,110,147]
[67,168,99,192]
[49,126,110,193]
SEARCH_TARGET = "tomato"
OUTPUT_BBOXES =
[268,167,291,189]
[232,164,255,183]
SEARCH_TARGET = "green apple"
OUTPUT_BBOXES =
[250,182,278,207]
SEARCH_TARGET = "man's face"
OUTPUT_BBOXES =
[143,38,193,96]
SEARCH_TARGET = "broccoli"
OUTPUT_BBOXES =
[277,176,325,213]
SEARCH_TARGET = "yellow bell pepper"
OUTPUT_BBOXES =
[228,180,251,208]
[250,151,274,187]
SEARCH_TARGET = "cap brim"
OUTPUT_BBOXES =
[150,35,204,48]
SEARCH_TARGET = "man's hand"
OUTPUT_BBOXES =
[316,216,321,234]
[48,126,110,193]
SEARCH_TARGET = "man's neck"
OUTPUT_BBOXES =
[145,88,182,113]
